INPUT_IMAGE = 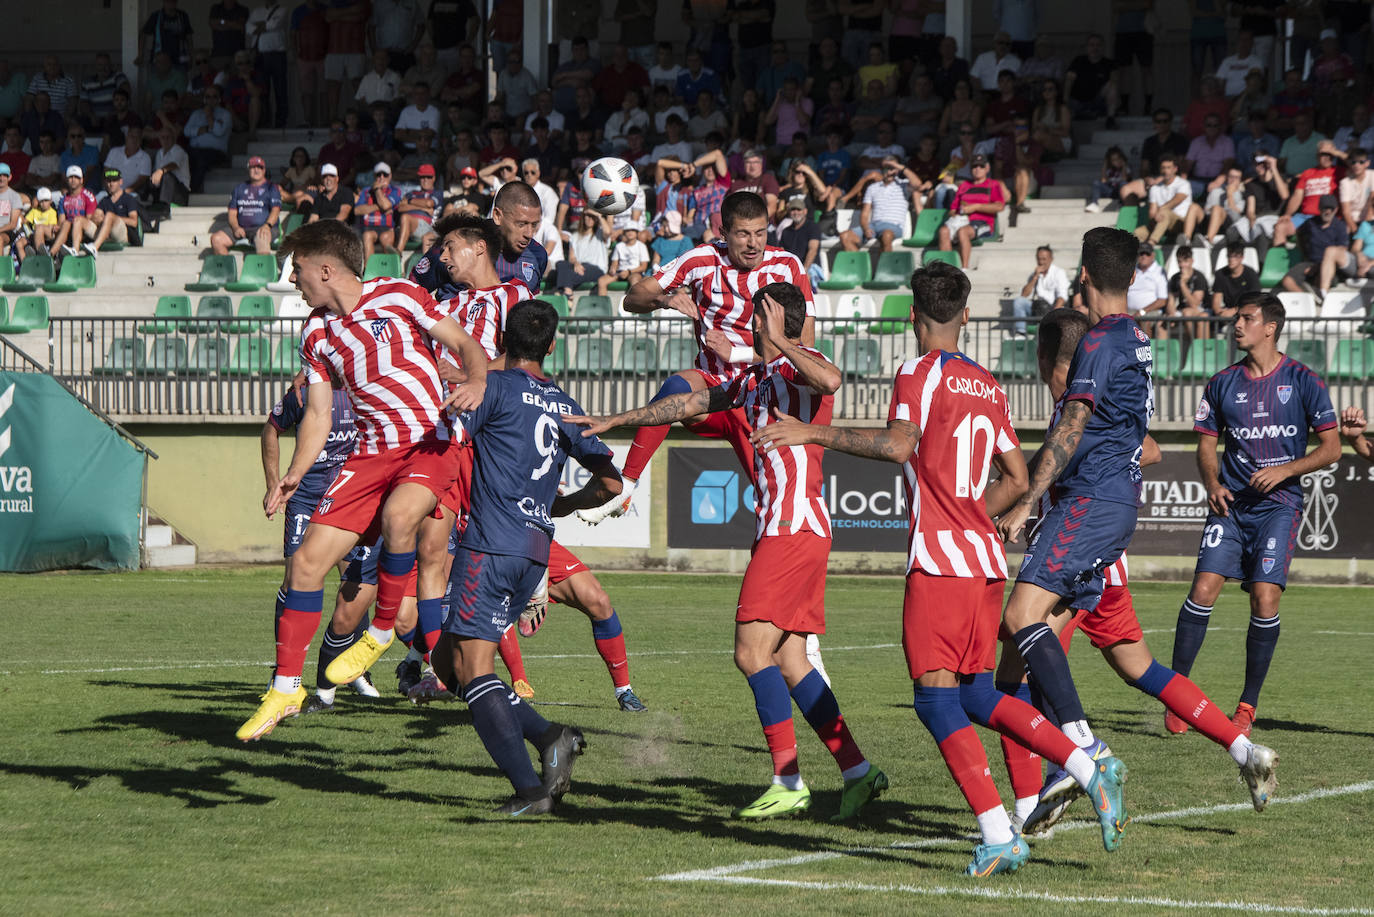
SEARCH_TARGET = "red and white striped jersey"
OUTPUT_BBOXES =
[653,241,816,379]
[438,280,531,362]
[300,278,455,455]
[725,347,834,540]
[889,350,1020,579]
[1104,552,1128,587]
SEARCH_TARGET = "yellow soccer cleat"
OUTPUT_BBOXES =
[237,686,308,741]
[512,678,535,699]
[324,631,393,686]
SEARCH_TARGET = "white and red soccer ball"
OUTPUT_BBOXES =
[581,157,641,216]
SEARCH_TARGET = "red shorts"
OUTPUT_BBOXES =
[547,540,586,599]
[440,441,475,517]
[903,571,1005,679]
[686,370,756,485]
[1061,584,1143,651]
[311,439,459,536]
[736,532,831,633]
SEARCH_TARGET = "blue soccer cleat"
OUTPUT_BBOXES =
[1086,755,1129,851]
[1021,737,1112,836]
[966,834,1030,877]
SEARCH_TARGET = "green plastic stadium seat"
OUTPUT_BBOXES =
[229,294,275,332]
[868,294,913,334]
[95,337,147,375]
[1114,205,1141,233]
[4,253,55,292]
[862,251,915,291]
[1286,338,1326,374]
[1150,339,1182,380]
[922,249,961,267]
[993,338,1037,379]
[404,250,425,275]
[281,212,305,239]
[228,336,273,375]
[818,251,873,290]
[567,338,613,374]
[547,338,568,374]
[224,254,277,292]
[363,253,402,281]
[660,338,697,373]
[191,295,234,332]
[1180,338,1230,379]
[902,208,947,248]
[1331,339,1374,379]
[0,296,6,325]
[542,294,570,318]
[139,295,193,334]
[0,259,12,285]
[815,339,834,361]
[269,337,299,375]
[148,338,189,373]
[1259,247,1292,287]
[185,254,238,292]
[614,337,659,374]
[188,335,230,374]
[838,338,880,376]
[605,280,630,291]
[0,295,49,333]
[567,294,614,333]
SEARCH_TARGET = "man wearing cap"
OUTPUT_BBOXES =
[303,162,352,224]
[89,168,142,254]
[1127,240,1170,335]
[443,166,491,218]
[103,124,152,198]
[395,163,443,252]
[210,155,282,255]
[936,153,1007,268]
[0,162,23,258]
[777,193,824,290]
[1280,194,1350,303]
[354,161,403,258]
[48,165,99,257]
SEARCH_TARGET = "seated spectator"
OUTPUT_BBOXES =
[1333,103,1374,155]
[687,91,728,144]
[140,52,185,121]
[1310,28,1356,118]
[445,127,479,183]
[477,120,518,167]
[906,134,941,203]
[994,115,1045,214]
[1064,33,1119,127]
[650,115,693,165]
[1274,145,1340,248]
[649,159,692,228]
[565,85,604,142]
[607,183,646,246]
[597,224,648,294]
[355,49,402,108]
[1233,153,1288,255]
[317,120,364,188]
[1203,165,1251,245]
[606,88,650,151]
[1134,154,1203,244]
[685,151,730,240]
[859,120,905,171]
[816,128,853,193]
[26,54,79,118]
[554,161,587,232]
[519,159,559,224]
[0,163,22,258]
[938,79,982,142]
[442,166,490,218]
[1010,244,1069,335]
[763,78,813,150]
[522,118,564,181]
[1032,80,1073,159]
[183,86,232,192]
[936,153,1006,267]
[496,46,540,124]
[397,129,442,180]
[647,42,684,94]
[0,126,30,187]
[523,91,566,144]
[1084,145,1131,212]
[400,40,447,103]
[146,89,185,150]
[1282,112,1331,177]
[1235,110,1280,176]
[969,32,1021,94]
[301,162,353,222]
[58,125,99,181]
[894,73,943,151]
[929,35,971,102]
[1228,70,1269,129]
[649,209,692,268]
[353,161,402,257]
[774,193,823,287]
[394,164,442,251]
[98,88,144,149]
[210,155,281,255]
[478,156,518,196]
[1215,30,1266,98]
[364,102,398,169]
[851,79,898,146]
[674,48,722,108]
[1166,245,1210,341]
[90,168,141,253]
[220,51,265,134]
[1183,77,1229,138]
[1019,35,1066,85]
[856,42,899,98]
[104,125,152,197]
[778,135,816,181]
[49,165,98,257]
[554,211,609,295]
[441,44,485,120]
[20,92,65,159]
[395,83,442,152]
[728,148,780,216]
[759,40,808,105]
[1185,114,1236,198]
[26,131,62,194]
[591,43,649,114]
[983,70,1030,139]
[1281,194,1349,301]
[1316,208,1374,297]
[551,36,600,115]
[777,158,836,216]
[1268,68,1314,135]
[813,79,854,141]
[22,186,58,261]
[1210,241,1261,319]
[279,146,318,206]
[148,124,190,206]
[1126,241,1169,333]
[1339,147,1374,232]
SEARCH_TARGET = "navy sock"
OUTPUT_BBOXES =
[1171,599,1212,676]
[1241,614,1280,708]
[273,587,286,645]
[511,690,553,744]
[1127,659,1175,698]
[396,626,417,647]
[316,623,362,689]
[1024,677,1061,727]
[1012,624,1086,725]
[463,674,544,796]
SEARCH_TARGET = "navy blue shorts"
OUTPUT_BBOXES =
[1195,499,1301,591]
[283,493,323,558]
[284,496,379,583]
[341,537,381,585]
[443,546,544,642]
[1017,496,1137,612]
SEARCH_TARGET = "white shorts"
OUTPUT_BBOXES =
[944,213,993,238]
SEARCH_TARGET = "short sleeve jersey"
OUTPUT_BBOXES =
[951,179,1005,231]
[721,348,834,541]
[888,350,1020,579]
[229,181,281,229]
[1058,313,1154,506]
[652,242,816,379]
[98,191,141,220]
[267,385,359,499]
[355,184,403,228]
[299,278,455,454]
[437,280,532,363]
[409,237,546,299]
[59,188,98,220]
[459,368,613,561]
[1193,356,1336,508]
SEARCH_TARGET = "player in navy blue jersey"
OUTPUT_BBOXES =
[407,180,547,297]
[1169,292,1339,737]
[261,381,385,710]
[429,299,623,815]
[995,227,1146,850]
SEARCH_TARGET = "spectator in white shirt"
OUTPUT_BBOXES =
[103,124,152,196]
[597,225,649,294]
[647,42,684,92]
[1127,241,1170,333]
[519,158,560,224]
[1338,146,1374,231]
[839,157,917,252]
[354,50,401,107]
[497,47,540,124]
[969,32,1022,93]
[394,83,441,151]
[1011,244,1069,334]
[1214,30,1267,98]
[604,88,649,151]
[1135,154,1203,244]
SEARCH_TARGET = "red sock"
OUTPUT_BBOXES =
[999,734,1043,800]
[498,625,527,683]
[622,425,670,481]
[812,714,865,772]
[762,719,800,777]
[1159,672,1242,746]
[594,635,630,689]
[986,694,1080,765]
[276,609,321,679]
[373,558,418,632]
[937,725,1003,814]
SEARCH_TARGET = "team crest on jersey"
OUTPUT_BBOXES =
[415,256,430,274]
[370,319,393,342]
[1261,556,1275,574]
[521,261,535,283]
[1133,325,1150,343]
[1277,384,1292,404]
[1195,398,1210,422]
[317,497,333,514]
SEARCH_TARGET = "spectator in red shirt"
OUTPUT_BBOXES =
[478,121,520,165]
[982,70,1030,139]
[1183,76,1230,138]
[936,153,1007,267]
[49,164,99,257]
[317,119,364,187]
[0,126,30,186]
[1274,146,1343,247]
[591,43,649,112]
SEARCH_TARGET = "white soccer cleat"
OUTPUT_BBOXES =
[575,477,636,525]
[1240,743,1278,812]
[350,672,380,698]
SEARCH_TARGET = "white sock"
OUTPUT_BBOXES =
[316,686,336,705]
[1013,795,1038,821]
[976,806,1015,845]
[840,760,870,782]
[772,772,804,791]
[1228,735,1253,766]
[1062,719,1096,748]
[1064,747,1098,789]
[366,624,394,645]
[615,684,633,697]
[272,674,300,694]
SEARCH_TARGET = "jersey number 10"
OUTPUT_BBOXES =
[951,413,996,500]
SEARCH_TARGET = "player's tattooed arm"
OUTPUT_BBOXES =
[1341,406,1373,462]
[567,387,723,437]
[552,455,623,516]
[752,412,919,462]
[997,399,1090,543]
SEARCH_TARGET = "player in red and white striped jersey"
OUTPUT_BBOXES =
[571,282,886,822]
[238,220,492,743]
[575,191,817,525]
[995,308,1277,835]
[753,262,1125,875]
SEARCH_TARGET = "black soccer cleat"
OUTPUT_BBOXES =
[395,659,421,696]
[539,725,587,800]
[495,794,555,817]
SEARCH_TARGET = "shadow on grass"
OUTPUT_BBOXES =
[0,760,276,809]
[1261,716,1374,741]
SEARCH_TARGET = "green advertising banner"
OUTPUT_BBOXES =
[0,372,145,571]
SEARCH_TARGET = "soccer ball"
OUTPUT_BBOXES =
[581,157,641,216]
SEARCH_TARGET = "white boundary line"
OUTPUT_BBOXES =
[654,781,1374,916]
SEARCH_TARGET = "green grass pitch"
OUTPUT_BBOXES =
[1,570,1370,915]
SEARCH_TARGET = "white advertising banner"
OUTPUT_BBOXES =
[552,458,652,548]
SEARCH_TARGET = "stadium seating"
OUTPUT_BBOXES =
[3,253,55,292]
[188,336,230,374]
[185,254,238,292]
[1331,339,1374,379]
[1114,206,1142,233]
[1313,290,1367,336]
[1259,247,1293,287]
[614,337,659,374]
[1212,246,1260,274]
[1286,338,1327,373]
[1150,339,1182,379]
[1180,339,1230,379]
[922,249,961,267]
[566,295,614,332]
[1277,291,1317,319]
[228,337,274,375]
[868,295,913,334]
[43,254,97,293]
[190,295,234,332]
[862,251,915,291]
[95,337,146,375]
[0,295,49,333]
[269,338,299,375]
[815,339,834,360]
[568,338,613,374]
[829,293,878,334]
[901,208,947,248]
[838,338,880,376]
[542,293,570,318]
[139,296,193,334]
[993,338,1037,379]
[0,259,12,286]
[660,338,697,373]
[363,253,401,281]
[224,254,278,292]
[230,295,275,332]
[819,251,872,290]
[149,338,189,373]
[547,338,568,374]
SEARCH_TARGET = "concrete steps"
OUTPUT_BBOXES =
[144,517,197,568]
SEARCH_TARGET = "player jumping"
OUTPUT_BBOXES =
[752,262,1126,874]
[408,180,547,298]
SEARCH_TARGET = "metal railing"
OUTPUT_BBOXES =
[40,315,1374,425]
